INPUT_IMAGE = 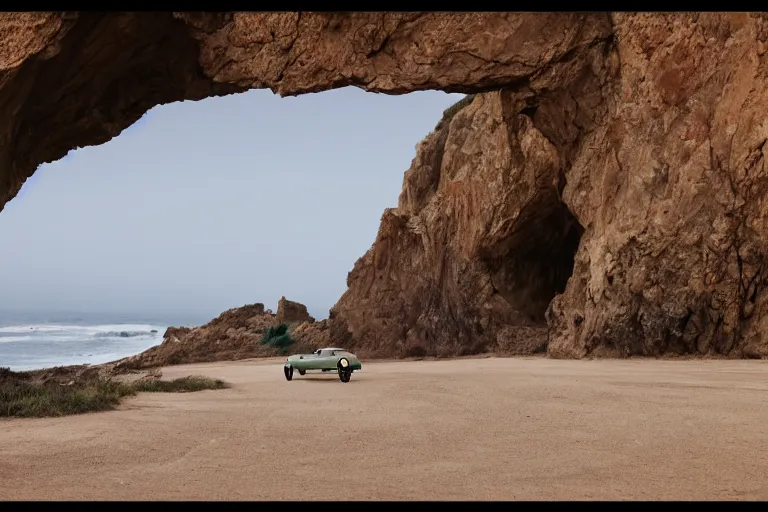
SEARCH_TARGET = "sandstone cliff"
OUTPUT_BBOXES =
[294,91,582,358]
[298,13,768,359]
[3,13,768,359]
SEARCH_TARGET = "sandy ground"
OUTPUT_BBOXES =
[3,356,768,501]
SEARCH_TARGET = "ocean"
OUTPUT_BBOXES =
[0,310,205,372]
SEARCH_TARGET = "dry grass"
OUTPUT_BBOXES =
[0,374,228,418]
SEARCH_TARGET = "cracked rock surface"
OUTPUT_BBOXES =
[3,12,768,359]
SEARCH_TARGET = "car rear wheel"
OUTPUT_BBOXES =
[284,365,294,381]
[337,358,352,383]
[298,369,306,376]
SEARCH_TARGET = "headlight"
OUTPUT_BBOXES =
[340,358,349,368]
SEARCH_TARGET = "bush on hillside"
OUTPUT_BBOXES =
[260,324,295,353]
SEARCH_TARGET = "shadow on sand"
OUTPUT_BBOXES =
[290,374,363,384]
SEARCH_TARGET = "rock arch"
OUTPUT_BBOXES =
[0,11,612,212]
[4,12,768,359]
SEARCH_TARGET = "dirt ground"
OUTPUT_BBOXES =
[2,356,768,501]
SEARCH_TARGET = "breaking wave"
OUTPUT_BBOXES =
[0,322,166,371]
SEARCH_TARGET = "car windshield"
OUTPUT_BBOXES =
[314,349,345,356]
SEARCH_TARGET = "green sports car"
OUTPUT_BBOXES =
[283,347,362,383]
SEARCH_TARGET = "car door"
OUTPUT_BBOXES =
[315,350,340,370]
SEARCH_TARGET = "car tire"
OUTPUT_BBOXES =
[337,358,352,383]
[284,365,294,381]
[298,369,306,376]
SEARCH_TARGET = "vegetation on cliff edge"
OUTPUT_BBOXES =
[435,94,476,131]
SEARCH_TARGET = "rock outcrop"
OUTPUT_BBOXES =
[3,13,768,359]
[276,296,315,327]
[116,300,313,369]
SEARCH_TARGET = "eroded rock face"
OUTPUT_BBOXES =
[546,13,768,359]
[298,13,768,360]
[571,14,766,359]
[276,296,315,327]
[296,83,604,358]
[4,12,768,359]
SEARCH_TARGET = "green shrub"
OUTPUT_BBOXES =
[260,324,295,354]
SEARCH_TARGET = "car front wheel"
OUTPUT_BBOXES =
[284,365,294,381]
[337,358,352,383]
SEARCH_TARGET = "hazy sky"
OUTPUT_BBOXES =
[0,87,463,323]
